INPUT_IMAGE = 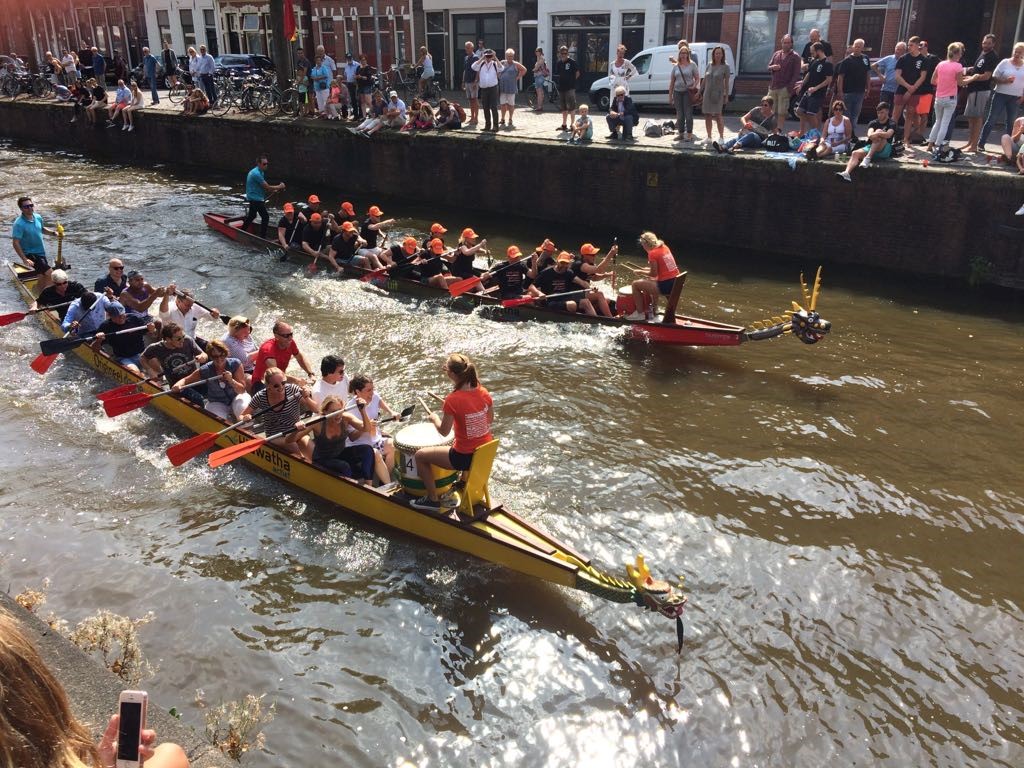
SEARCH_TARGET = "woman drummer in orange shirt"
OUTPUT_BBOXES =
[627,230,681,322]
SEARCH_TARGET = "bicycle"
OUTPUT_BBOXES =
[256,79,300,118]
[167,72,194,104]
[527,76,560,109]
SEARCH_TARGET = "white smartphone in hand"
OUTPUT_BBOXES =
[116,690,148,768]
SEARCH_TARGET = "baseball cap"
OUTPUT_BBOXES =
[428,238,445,254]
[389,90,398,98]
[580,243,599,256]
[307,194,320,204]
[507,245,522,260]
[126,269,142,280]
[341,221,356,233]
[430,223,447,235]
[402,236,418,252]
[310,212,322,223]
[283,202,295,213]
[539,238,556,252]
[461,227,478,240]
[368,205,383,216]
[106,301,125,315]
[556,250,573,263]
[51,269,68,284]
[341,201,354,215]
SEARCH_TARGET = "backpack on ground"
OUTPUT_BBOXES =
[643,120,664,138]
[936,147,962,163]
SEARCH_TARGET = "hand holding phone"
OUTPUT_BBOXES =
[116,690,148,767]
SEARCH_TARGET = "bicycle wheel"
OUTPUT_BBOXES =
[280,88,300,117]
[1,78,18,99]
[256,87,279,117]
[167,82,186,104]
[210,89,233,115]
[31,77,51,98]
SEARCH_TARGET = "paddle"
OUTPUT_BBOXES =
[96,377,162,402]
[449,258,523,298]
[165,397,294,466]
[501,289,585,308]
[208,402,361,468]
[102,375,221,418]
[361,250,455,283]
[378,404,415,425]
[30,331,71,375]
[0,301,74,327]
[610,236,618,294]
[186,295,230,326]
[39,324,148,356]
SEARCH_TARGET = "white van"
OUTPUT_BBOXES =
[588,43,736,111]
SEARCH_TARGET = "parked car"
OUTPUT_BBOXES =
[589,43,737,111]
[214,54,274,83]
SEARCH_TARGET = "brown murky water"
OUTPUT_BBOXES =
[1,143,1022,767]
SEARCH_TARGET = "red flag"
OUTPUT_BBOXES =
[283,0,297,42]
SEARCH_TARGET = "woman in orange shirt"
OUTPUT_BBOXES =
[628,230,680,322]
[411,353,493,513]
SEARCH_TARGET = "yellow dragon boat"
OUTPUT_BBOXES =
[10,262,688,649]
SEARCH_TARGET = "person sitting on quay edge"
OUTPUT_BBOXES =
[70,78,94,123]
[567,104,593,144]
[714,96,778,154]
[534,250,596,316]
[243,367,318,459]
[91,300,153,373]
[106,79,130,127]
[251,319,316,392]
[436,98,463,130]
[0,607,190,768]
[119,80,145,133]
[30,268,87,319]
[837,102,897,182]
[352,91,386,136]
[172,338,251,419]
[311,354,350,407]
[141,322,207,400]
[158,283,219,349]
[61,290,113,335]
[606,86,639,141]
[94,257,127,296]
[997,114,1024,173]
[382,90,407,130]
[183,84,209,116]
[119,269,164,318]
[85,77,108,125]
[806,100,852,161]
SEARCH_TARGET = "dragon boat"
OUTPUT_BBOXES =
[10,261,689,649]
[204,212,832,347]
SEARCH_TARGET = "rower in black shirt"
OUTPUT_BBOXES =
[534,251,597,315]
[484,246,541,300]
[417,238,455,289]
[31,268,87,319]
[300,213,330,269]
[451,227,488,280]
[327,221,382,270]
[360,204,397,264]
[421,222,448,251]
[277,202,302,250]
[571,242,616,317]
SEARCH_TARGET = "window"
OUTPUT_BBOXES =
[204,9,218,56]
[320,17,334,34]
[621,13,644,58]
[849,3,886,56]
[633,53,652,74]
[740,0,777,75]
[179,9,196,48]
[791,0,830,59]
[694,0,723,42]
[664,12,685,46]
[242,15,260,33]
[91,8,107,53]
[426,12,444,35]
[156,10,172,45]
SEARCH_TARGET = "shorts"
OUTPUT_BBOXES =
[27,253,50,273]
[830,142,850,154]
[964,90,992,118]
[499,92,516,106]
[358,86,373,95]
[871,142,893,159]
[449,447,474,471]
[898,92,921,112]
[657,278,676,296]
[533,75,546,90]
[116,354,141,368]
[916,93,934,114]
[560,88,577,112]
[464,82,479,98]
[546,299,570,312]
[797,90,824,116]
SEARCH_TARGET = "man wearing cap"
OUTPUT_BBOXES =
[251,319,315,389]
[31,268,87,319]
[384,91,407,129]
[382,236,426,278]
[415,238,455,288]
[94,257,127,296]
[328,221,379,271]
[482,246,541,300]
[12,196,58,291]
[471,48,504,132]
[329,201,357,234]
[343,54,360,120]
[61,290,114,335]
[359,205,397,261]
[92,301,154,372]
[119,269,164,317]
[242,154,286,240]
[534,250,596,315]
[158,283,219,350]
[421,222,447,251]
[300,212,330,266]
[277,203,303,250]
[573,243,616,317]
[293,193,322,225]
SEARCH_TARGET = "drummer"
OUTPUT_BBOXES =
[572,242,616,317]
[410,353,493,514]
[628,230,680,322]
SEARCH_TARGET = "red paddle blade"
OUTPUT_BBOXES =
[449,277,481,297]
[102,392,154,418]
[501,296,535,308]
[166,432,218,466]
[0,311,28,327]
[30,352,60,375]
[96,382,145,401]
[360,268,387,283]
[307,261,318,274]
[208,437,269,468]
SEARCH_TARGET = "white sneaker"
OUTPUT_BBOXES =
[1016,204,1024,216]
[127,125,134,132]
[624,311,646,321]
[121,124,128,131]
[860,156,871,168]
[836,171,852,183]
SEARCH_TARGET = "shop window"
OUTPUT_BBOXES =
[740,0,778,74]
[791,0,830,58]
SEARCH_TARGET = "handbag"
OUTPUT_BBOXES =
[688,86,702,106]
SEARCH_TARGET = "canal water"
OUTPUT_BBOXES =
[1,142,1022,767]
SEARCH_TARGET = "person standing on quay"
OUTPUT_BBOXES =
[242,155,286,239]
[142,46,160,104]
[196,44,217,106]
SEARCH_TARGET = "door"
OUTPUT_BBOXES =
[553,28,610,91]
[521,26,537,86]
[452,13,504,87]
[628,52,654,102]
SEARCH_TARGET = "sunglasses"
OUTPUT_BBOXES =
[276,332,293,338]
[21,203,34,209]
[171,335,185,341]
[53,280,68,286]
[111,265,124,270]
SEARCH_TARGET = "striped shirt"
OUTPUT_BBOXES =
[249,383,303,435]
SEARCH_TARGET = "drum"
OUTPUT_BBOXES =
[616,286,635,317]
[394,422,459,498]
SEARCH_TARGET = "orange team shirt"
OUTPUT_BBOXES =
[444,385,493,454]
[648,243,680,281]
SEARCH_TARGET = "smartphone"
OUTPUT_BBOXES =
[116,690,148,768]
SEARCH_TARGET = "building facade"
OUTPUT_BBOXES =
[308,1,415,70]
[142,0,220,57]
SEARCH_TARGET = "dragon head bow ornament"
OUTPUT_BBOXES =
[627,555,688,652]
[745,267,832,344]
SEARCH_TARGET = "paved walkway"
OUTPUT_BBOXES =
[91,86,1022,176]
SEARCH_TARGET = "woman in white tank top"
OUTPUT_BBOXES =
[809,100,853,159]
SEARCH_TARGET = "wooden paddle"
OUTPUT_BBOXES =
[96,377,162,401]
[165,397,294,466]
[102,375,221,418]
[501,289,585,308]
[0,301,74,327]
[208,402,361,468]
[39,324,148,356]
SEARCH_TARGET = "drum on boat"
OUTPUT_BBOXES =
[616,286,635,317]
[394,422,459,497]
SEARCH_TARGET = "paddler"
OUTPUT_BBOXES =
[410,353,493,513]
[572,242,616,317]
[171,339,251,419]
[91,301,154,373]
[328,201,357,234]
[276,203,302,250]
[450,228,488,280]
[421,222,447,251]
[385,236,424,276]
[118,269,164,318]
[628,231,680,322]
[241,154,286,239]
[158,284,219,350]
[533,250,597,315]
[300,212,330,267]
[416,238,456,288]
[481,246,541,300]
[94,258,127,296]
[359,205,397,265]
[30,269,87,320]
[61,291,114,335]
[327,220,381,270]
[141,322,207,402]
[242,367,318,459]
[11,196,59,291]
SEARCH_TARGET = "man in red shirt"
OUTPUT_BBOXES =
[250,319,316,391]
